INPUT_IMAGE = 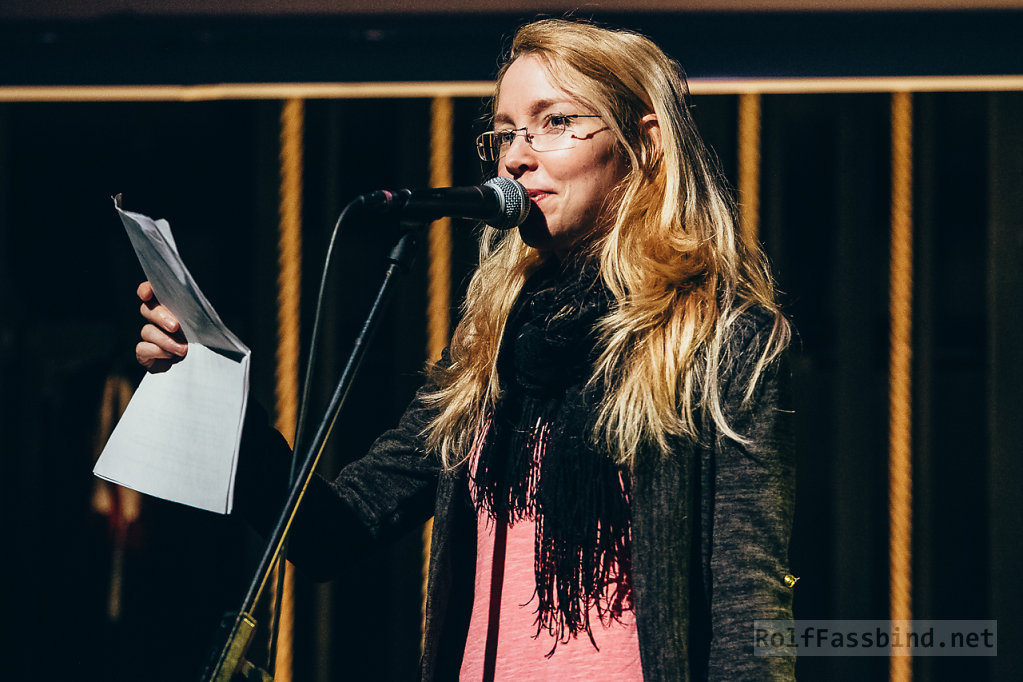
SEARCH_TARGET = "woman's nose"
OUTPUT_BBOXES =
[502,133,538,177]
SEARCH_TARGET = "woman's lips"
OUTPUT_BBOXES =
[527,189,553,202]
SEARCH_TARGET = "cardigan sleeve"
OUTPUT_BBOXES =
[233,377,443,582]
[706,314,797,680]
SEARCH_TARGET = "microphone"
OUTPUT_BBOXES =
[362,177,530,230]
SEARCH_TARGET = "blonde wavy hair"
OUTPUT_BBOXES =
[424,19,790,469]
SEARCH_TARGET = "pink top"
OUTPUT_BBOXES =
[458,507,644,681]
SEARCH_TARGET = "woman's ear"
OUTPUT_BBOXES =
[639,112,662,166]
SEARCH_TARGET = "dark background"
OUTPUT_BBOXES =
[1,8,1021,682]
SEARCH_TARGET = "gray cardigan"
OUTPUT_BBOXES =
[237,309,797,681]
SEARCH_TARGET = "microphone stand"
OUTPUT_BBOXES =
[200,224,420,682]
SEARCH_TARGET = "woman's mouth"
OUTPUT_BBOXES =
[527,189,552,202]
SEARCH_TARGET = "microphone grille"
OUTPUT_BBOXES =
[484,177,530,230]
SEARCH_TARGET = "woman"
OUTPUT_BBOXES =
[137,19,796,681]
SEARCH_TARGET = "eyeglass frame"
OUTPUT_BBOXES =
[475,114,604,162]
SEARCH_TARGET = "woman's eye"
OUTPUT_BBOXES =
[495,131,517,145]
[547,114,572,129]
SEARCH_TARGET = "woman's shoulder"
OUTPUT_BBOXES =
[712,302,790,409]
[721,303,788,360]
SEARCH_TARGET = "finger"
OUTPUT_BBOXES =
[140,323,188,357]
[137,281,181,332]
[137,340,185,374]
[137,281,155,302]
[136,340,177,364]
[140,299,181,333]
[136,342,175,374]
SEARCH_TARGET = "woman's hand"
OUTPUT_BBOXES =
[136,281,188,373]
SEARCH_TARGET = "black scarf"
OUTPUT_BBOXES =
[468,260,633,651]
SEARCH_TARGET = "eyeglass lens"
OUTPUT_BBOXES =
[476,115,601,161]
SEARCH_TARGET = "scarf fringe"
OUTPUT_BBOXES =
[470,401,633,652]
[468,260,632,652]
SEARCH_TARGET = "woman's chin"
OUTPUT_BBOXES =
[517,209,576,255]
[516,204,554,250]
[519,213,552,248]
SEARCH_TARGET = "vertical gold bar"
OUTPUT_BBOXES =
[738,92,762,242]
[889,90,914,682]
[427,96,454,363]
[422,96,454,650]
[274,97,305,682]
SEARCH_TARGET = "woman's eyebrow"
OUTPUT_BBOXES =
[493,98,577,127]
[529,98,572,115]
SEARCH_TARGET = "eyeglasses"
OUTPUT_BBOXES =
[476,113,604,162]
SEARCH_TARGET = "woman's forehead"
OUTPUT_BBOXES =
[495,55,583,121]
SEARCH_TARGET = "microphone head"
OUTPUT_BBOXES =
[484,177,530,230]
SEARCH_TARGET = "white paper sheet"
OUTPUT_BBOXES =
[93,199,250,514]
